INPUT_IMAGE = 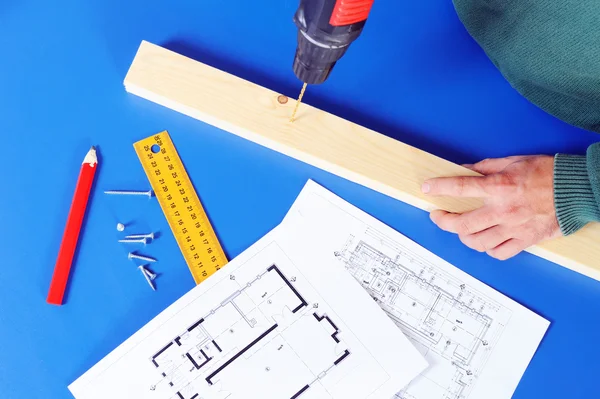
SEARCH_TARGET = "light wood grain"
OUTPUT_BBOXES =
[124,40,600,281]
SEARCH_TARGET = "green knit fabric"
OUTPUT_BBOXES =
[452,0,600,234]
[451,0,600,133]
[554,144,600,235]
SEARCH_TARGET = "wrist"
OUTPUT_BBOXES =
[553,153,600,235]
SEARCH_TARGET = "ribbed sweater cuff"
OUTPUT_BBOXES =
[554,153,600,235]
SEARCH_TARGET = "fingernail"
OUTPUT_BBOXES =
[421,182,430,193]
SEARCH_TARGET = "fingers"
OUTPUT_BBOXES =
[486,238,529,260]
[423,173,516,198]
[459,226,510,253]
[422,175,492,198]
[430,207,501,236]
[469,156,528,175]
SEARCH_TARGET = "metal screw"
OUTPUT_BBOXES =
[128,252,156,262]
[125,232,155,240]
[104,190,153,198]
[138,265,156,291]
[119,237,148,245]
[144,267,157,281]
[116,223,125,232]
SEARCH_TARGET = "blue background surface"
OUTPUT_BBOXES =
[1,0,599,398]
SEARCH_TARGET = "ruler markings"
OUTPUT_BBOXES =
[134,131,227,284]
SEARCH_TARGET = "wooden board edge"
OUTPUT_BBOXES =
[123,40,600,281]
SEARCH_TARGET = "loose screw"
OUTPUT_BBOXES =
[144,268,157,281]
[128,252,156,263]
[139,265,156,291]
[104,190,153,198]
[125,232,155,240]
[119,237,148,245]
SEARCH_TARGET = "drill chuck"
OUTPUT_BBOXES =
[292,31,350,85]
[292,0,375,85]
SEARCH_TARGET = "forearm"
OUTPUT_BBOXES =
[554,143,600,234]
[452,0,600,133]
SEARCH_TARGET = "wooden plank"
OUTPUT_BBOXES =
[124,40,600,281]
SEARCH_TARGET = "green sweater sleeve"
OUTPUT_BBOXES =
[554,143,600,235]
[451,0,600,132]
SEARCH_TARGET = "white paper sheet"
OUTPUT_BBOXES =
[282,180,550,399]
[69,209,428,399]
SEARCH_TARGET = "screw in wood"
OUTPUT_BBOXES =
[138,265,156,291]
[128,252,157,263]
[116,223,125,232]
[119,237,148,245]
[104,190,153,198]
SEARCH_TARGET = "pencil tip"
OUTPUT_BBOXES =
[84,146,98,165]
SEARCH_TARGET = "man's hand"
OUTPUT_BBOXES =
[421,155,561,260]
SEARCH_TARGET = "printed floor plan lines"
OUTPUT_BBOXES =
[275,180,549,399]
[335,231,509,399]
[149,263,352,399]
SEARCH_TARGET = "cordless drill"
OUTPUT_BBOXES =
[292,0,375,85]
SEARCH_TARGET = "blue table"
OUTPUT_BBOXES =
[1,1,598,398]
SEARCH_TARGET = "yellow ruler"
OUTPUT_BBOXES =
[134,131,227,284]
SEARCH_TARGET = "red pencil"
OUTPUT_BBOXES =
[47,146,98,305]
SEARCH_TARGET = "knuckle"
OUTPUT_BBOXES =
[477,158,492,168]
[456,220,472,236]
[496,174,518,193]
[501,204,521,220]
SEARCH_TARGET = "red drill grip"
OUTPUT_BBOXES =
[330,0,375,26]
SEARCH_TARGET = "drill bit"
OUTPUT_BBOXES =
[290,82,307,122]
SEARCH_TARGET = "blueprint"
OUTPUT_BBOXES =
[282,180,550,399]
[69,212,428,399]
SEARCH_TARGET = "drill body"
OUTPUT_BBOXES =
[293,0,375,85]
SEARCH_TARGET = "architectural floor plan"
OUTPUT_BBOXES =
[335,232,507,399]
[69,217,427,399]
[282,180,549,399]
[148,264,351,399]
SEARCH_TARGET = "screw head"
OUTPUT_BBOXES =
[117,223,125,232]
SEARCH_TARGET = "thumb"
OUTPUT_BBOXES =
[470,156,528,175]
